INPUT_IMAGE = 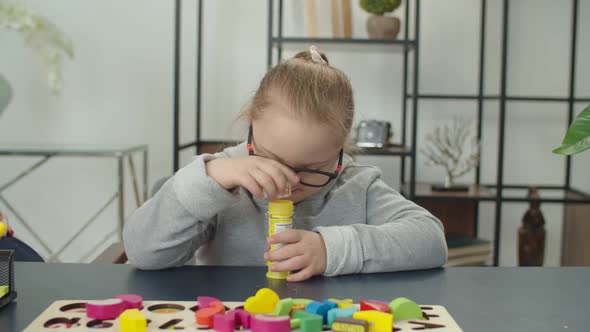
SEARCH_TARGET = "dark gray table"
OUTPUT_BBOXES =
[1,263,588,331]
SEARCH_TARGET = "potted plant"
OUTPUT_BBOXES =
[0,0,73,116]
[421,116,480,191]
[553,104,590,156]
[360,0,402,39]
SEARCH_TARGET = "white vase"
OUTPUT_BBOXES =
[0,73,13,116]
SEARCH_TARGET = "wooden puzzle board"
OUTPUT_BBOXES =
[25,300,463,331]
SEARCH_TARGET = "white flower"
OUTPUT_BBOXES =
[0,0,73,93]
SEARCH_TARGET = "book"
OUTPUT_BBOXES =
[446,235,492,259]
[444,253,490,267]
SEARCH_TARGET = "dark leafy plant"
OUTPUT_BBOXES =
[360,0,401,15]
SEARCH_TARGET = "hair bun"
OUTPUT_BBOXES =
[293,46,330,65]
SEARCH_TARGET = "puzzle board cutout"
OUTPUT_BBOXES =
[25,300,463,331]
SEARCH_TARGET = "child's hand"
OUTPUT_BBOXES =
[206,156,299,199]
[264,230,327,282]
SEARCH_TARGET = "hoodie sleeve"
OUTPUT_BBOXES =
[123,152,240,270]
[316,172,448,276]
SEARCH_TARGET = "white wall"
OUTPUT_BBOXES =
[0,0,588,266]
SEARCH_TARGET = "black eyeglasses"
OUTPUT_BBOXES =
[247,125,343,188]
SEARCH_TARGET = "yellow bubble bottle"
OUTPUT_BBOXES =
[266,199,294,279]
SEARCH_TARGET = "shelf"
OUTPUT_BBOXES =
[178,140,240,154]
[401,183,590,204]
[401,183,495,201]
[406,94,590,102]
[272,37,415,52]
[180,141,413,157]
[353,145,412,156]
[406,94,497,100]
[492,186,590,204]
[0,144,147,157]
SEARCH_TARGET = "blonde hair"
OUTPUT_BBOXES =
[244,47,354,150]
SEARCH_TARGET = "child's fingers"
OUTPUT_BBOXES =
[257,162,290,196]
[249,167,278,199]
[286,266,315,282]
[265,242,303,262]
[240,174,263,198]
[266,159,300,185]
[268,229,303,245]
[269,254,307,273]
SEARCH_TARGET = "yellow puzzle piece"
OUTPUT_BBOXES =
[328,298,354,308]
[353,310,393,332]
[244,288,280,314]
[119,309,146,332]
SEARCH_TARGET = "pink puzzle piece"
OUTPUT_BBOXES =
[198,296,221,309]
[213,313,234,332]
[86,299,124,320]
[115,294,143,310]
[251,314,290,332]
[213,309,252,332]
[234,309,252,328]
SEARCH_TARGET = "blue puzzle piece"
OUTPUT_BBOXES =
[327,306,359,326]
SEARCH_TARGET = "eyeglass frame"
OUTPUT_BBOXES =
[246,125,343,188]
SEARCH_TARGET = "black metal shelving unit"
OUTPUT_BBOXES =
[266,0,419,196]
[400,0,590,266]
[172,0,590,266]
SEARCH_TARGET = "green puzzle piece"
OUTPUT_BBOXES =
[389,297,423,321]
[293,310,323,332]
[273,298,293,316]
[293,298,313,306]
[290,318,301,329]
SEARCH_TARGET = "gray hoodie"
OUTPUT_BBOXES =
[123,143,448,276]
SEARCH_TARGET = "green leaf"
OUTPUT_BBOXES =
[553,104,590,155]
[360,0,401,15]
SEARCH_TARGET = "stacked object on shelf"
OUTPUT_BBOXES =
[444,235,492,267]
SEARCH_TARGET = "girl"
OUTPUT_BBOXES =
[123,46,447,282]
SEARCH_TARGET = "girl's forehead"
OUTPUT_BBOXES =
[252,112,341,163]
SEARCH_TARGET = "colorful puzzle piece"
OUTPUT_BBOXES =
[293,299,313,305]
[332,317,368,332]
[360,300,390,313]
[198,296,221,309]
[116,294,143,311]
[213,313,234,332]
[273,297,293,316]
[291,299,313,314]
[196,301,225,327]
[328,298,354,308]
[251,314,291,332]
[119,309,147,332]
[305,300,337,324]
[353,310,393,332]
[86,298,124,320]
[292,310,323,332]
[245,288,280,314]
[213,308,252,332]
[389,297,423,321]
[327,306,359,326]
